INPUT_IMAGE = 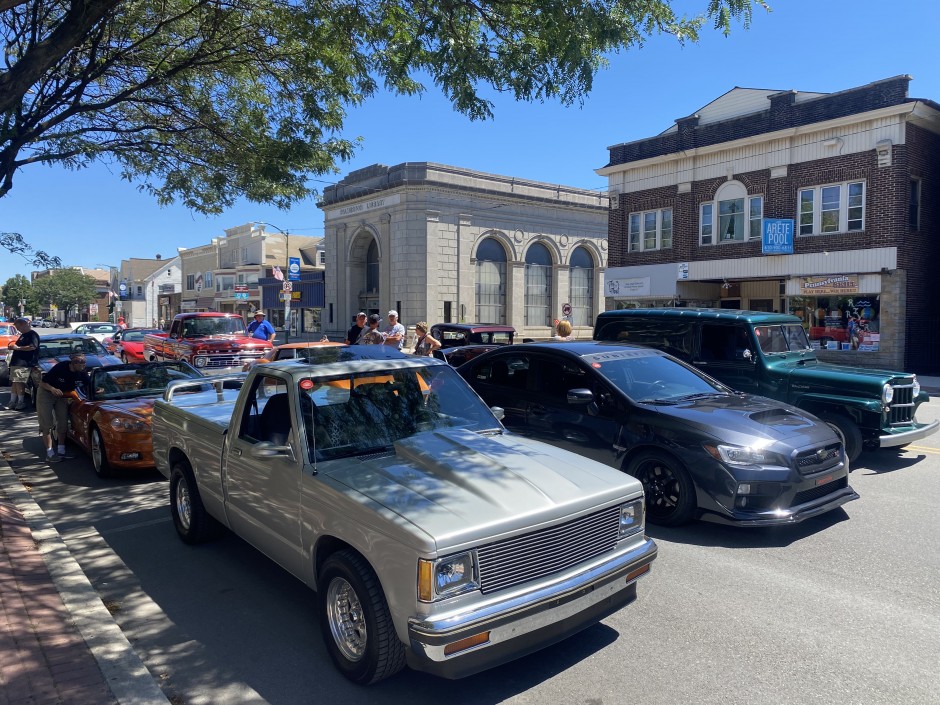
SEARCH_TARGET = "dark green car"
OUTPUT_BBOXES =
[594,308,938,463]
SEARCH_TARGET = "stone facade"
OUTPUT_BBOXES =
[599,75,940,374]
[319,163,609,342]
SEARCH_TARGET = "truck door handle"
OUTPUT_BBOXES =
[232,448,242,457]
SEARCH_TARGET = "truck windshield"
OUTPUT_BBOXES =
[753,324,812,354]
[302,365,501,462]
[182,317,245,337]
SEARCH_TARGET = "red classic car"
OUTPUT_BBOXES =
[68,361,204,477]
[144,313,271,372]
[111,328,163,362]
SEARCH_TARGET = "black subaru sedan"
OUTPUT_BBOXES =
[457,342,859,527]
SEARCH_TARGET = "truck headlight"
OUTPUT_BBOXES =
[882,384,893,404]
[704,443,783,467]
[619,499,645,538]
[912,377,921,397]
[193,356,207,368]
[417,552,479,602]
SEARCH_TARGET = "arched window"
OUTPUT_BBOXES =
[475,238,507,323]
[569,247,595,327]
[525,243,553,327]
[365,240,379,292]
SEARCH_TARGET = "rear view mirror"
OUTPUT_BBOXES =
[490,406,505,421]
[567,388,594,405]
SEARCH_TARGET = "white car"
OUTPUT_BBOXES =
[72,322,121,343]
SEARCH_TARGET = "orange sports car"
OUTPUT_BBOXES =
[242,341,345,370]
[68,361,204,477]
[0,321,17,347]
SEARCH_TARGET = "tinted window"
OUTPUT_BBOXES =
[471,354,530,390]
[594,318,694,361]
[699,324,752,362]
[587,352,727,402]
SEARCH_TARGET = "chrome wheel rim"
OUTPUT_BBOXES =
[175,479,192,531]
[91,429,104,472]
[326,577,366,662]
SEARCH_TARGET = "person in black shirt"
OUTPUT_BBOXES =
[5,317,40,410]
[344,312,367,345]
[37,352,90,462]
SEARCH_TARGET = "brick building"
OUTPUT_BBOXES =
[598,75,940,373]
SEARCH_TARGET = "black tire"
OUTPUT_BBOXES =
[318,550,406,684]
[89,426,112,478]
[120,352,128,363]
[820,413,863,464]
[626,450,697,526]
[169,461,219,544]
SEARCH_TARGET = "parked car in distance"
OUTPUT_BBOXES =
[27,335,122,407]
[0,322,17,384]
[242,341,346,370]
[151,344,656,683]
[68,361,204,477]
[458,341,859,526]
[112,328,163,362]
[593,308,937,462]
[72,322,121,343]
[430,323,515,366]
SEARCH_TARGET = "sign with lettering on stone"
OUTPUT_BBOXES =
[762,219,794,255]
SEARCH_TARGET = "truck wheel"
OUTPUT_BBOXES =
[169,462,219,544]
[820,413,863,464]
[626,450,697,526]
[90,426,112,478]
[318,550,405,684]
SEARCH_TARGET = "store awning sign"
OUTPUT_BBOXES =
[800,275,859,295]
[762,219,794,255]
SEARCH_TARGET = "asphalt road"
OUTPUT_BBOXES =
[1,379,938,704]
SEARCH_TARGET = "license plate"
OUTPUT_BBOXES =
[815,474,834,486]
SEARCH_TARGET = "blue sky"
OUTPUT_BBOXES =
[2,0,938,285]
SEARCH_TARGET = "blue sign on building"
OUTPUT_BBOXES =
[288,256,301,281]
[762,219,794,255]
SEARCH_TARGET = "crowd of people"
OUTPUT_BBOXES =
[340,310,442,356]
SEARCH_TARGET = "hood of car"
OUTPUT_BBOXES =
[323,427,641,551]
[93,399,155,421]
[648,392,838,448]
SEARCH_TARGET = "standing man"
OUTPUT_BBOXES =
[247,311,276,342]
[5,317,40,411]
[383,310,405,350]
[344,312,367,345]
[37,352,90,462]
[361,314,385,345]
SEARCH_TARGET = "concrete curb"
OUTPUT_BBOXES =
[0,461,171,705]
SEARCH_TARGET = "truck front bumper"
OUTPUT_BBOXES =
[405,537,657,679]
[879,419,940,448]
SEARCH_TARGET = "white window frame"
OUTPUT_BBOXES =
[700,196,763,245]
[797,181,865,236]
[318,251,326,265]
[628,208,673,252]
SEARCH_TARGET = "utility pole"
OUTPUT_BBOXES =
[255,222,291,343]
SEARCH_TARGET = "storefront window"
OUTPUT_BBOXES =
[787,295,880,351]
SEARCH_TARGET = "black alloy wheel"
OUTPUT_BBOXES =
[627,450,697,526]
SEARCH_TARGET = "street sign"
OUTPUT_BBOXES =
[562,303,572,317]
[282,281,292,292]
[233,292,249,300]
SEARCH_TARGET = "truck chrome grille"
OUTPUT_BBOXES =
[887,381,915,426]
[476,506,621,594]
[794,442,842,475]
[204,353,265,368]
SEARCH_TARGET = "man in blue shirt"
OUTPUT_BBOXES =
[247,311,276,341]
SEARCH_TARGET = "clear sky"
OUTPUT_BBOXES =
[1,0,938,285]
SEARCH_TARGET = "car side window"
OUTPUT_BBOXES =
[535,358,588,402]
[474,354,530,390]
[699,324,751,362]
[595,319,694,361]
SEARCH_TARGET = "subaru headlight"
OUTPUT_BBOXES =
[417,552,479,602]
[881,383,893,404]
[193,356,208,368]
[704,443,784,467]
[110,417,148,432]
[619,499,645,539]
[912,377,921,398]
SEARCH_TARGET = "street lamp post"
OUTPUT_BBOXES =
[255,222,291,343]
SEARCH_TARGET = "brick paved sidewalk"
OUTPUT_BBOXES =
[0,493,116,705]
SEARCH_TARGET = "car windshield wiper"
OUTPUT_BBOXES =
[635,397,679,405]
[675,391,731,401]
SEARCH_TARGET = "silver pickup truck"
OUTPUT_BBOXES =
[151,345,657,684]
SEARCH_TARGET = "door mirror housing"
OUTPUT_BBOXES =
[567,388,595,405]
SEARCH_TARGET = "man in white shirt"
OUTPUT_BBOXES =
[383,310,405,350]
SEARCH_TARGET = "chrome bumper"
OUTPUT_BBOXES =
[406,537,657,679]
[879,419,940,448]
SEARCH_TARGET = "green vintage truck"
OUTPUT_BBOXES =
[594,308,938,463]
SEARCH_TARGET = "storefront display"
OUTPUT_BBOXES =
[788,295,880,351]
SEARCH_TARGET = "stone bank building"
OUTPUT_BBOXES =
[599,75,940,374]
[318,163,608,340]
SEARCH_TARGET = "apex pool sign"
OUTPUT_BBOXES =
[762,219,794,255]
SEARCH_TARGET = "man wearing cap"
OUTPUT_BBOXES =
[37,352,90,462]
[360,314,385,344]
[344,312,367,345]
[5,317,40,411]
[383,310,405,350]
[246,311,276,342]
